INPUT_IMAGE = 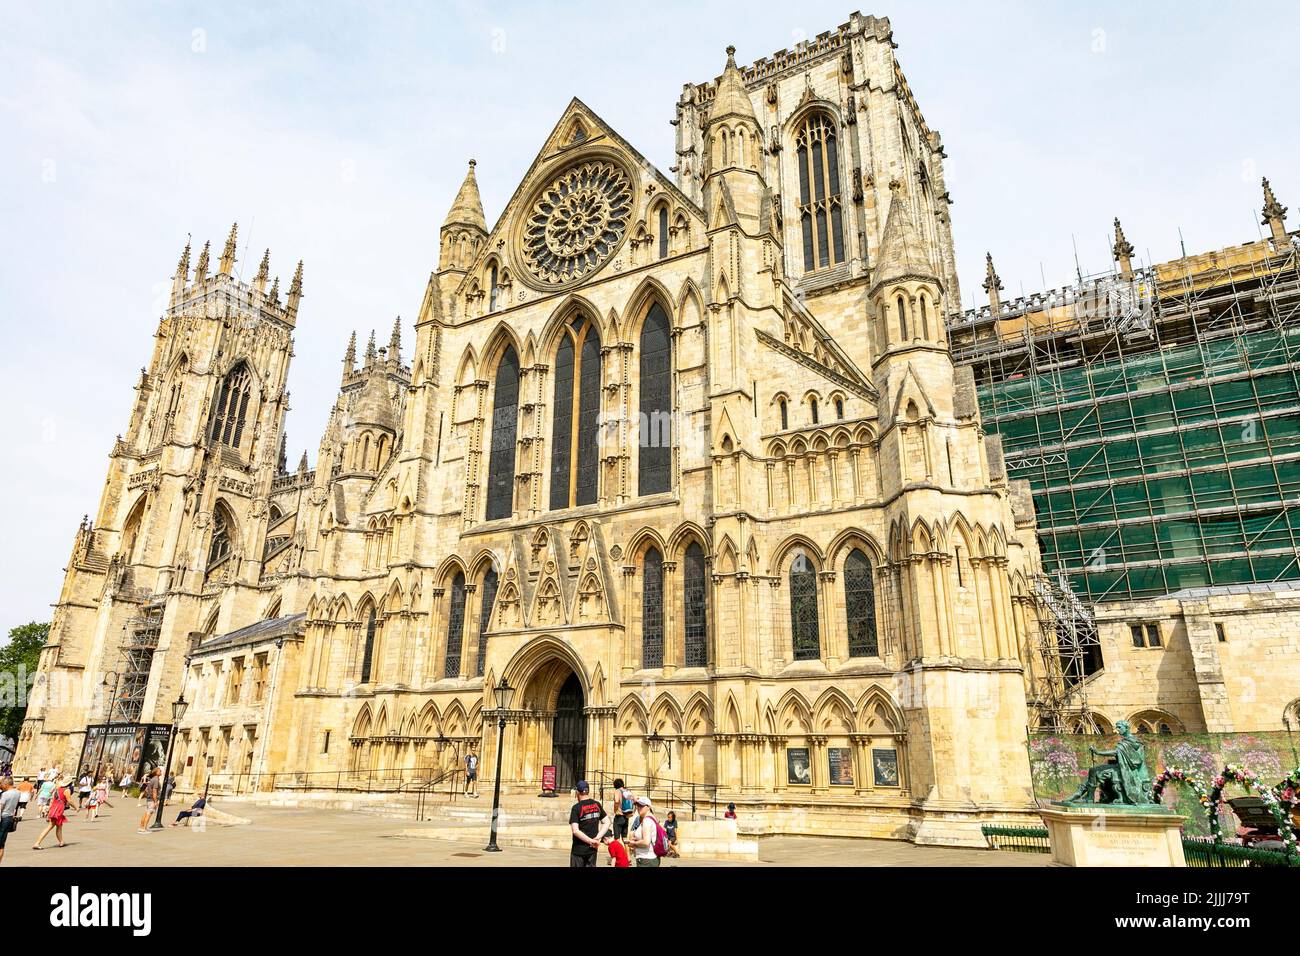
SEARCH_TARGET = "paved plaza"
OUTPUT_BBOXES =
[5,798,1049,867]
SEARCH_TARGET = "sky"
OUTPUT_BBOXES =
[1,0,1297,628]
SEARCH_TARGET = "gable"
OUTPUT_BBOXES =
[451,99,707,313]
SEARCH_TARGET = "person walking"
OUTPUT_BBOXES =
[35,775,55,819]
[32,776,70,849]
[76,770,93,810]
[464,750,478,797]
[138,768,162,834]
[628,796,664,868]
[0,778,20,863]
[15,777,34,821]
[95,777,113,811]
[567,779,609,868]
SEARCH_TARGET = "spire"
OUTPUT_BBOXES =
[219,222,238,275]
[443,159,487,233]
[365,330,377,366]
[298,450,309,474]
[709,45,758,127]
[171,238,191,305]
[268,275,280,305]
[343,330,357,382]
[286,260,304,317]
[254,248,270,292]
[388,316,402,365]
[983,252,1004,316]
[278,432,288,474]
[195,240,210,282]
[1112,217,1135,279]
[870,180,939,294]
[1263,177,1290,247]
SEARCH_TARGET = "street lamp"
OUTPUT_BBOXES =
[150,692,189,829]
[96,670,123,780]
[647,730,673,771]
[484,676,514,853]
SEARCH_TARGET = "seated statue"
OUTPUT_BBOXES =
[1064,720,1155,806]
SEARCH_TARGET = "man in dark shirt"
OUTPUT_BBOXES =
[567,779,609,867]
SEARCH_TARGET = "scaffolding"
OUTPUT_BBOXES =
[115,601,163,724]
[949,236,1300,606]
[1029,571,1103,732]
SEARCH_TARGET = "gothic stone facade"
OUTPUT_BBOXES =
[18,13,1045,844]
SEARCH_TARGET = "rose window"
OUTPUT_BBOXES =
[520,160,632,286]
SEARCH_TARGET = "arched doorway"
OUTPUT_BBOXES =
[552,673,586,792]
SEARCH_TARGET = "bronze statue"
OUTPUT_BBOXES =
[1064,720,1156,806]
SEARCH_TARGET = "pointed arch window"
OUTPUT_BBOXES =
[476,567,498,677]
[207,506,233,567]
[485,346,519,521]
[789,551,820,661]
[639,303,673,496]
[444,572,466,678]
[642,547,664,668]
[488,263,500,312]
[844,548,878,657]
[834,397,845,419]
[809,397,819,425]
[208,362,252,450]
[360,607,377,683]
[683,541,708,667]
[795,113,845,272]
[658,207,669,259]
[549,314,602,510]
[779,397,789,430]
[897,295,909,340]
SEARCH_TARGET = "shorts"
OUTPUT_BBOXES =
[635,856,661,868]
[613,813,630,839]
[569,850,598,868]
[0,816,13,849]
[466,771,477,781]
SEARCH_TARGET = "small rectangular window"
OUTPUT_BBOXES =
[1145,624,1162,648]
[1215,622,1227,643]
[1130,624,1145,648]
[322,730,331,754]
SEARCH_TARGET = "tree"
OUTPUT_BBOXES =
[0,621,49,741]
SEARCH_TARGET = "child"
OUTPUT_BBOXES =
[84,785,99,820]
[602,833,630,868]
[724,802,737,820]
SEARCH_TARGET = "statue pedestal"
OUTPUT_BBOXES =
[1039,805,1186,867]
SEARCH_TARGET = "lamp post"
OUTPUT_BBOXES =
[150,692,189,829]
[647,730,673,771]
[96,670,123,780]
[484,676,514,853]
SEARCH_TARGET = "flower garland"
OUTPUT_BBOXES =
[1151,766,1213,823]
[1277,768,1300,809]
[1207,764,1298,856]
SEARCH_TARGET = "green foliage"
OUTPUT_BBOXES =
[0,621,50,741]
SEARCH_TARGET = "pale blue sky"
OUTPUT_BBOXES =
[1,1,1297,626]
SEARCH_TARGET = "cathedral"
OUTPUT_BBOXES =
[17,12,1048,844]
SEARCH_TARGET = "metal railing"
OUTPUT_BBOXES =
[981,825,1299,867]
[198,764,463,797]
[588,770,720,821]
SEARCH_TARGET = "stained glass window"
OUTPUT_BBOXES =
[844,548,878,657]
[444,572,466,678]
[658,206,669,259]
[795,114,845,272]
[683,541,708,667]
[476,568,498,677]
[642,547,664,668]
[790,552,820,661]
[897,295,909,340]
[207,506,232,566]
[489,263,499,312]
[360,608,377,683]
[551,315,602,509]
[485,347,519,520]
[639,303,672,495]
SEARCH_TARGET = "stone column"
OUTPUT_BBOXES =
[663,560,679,676]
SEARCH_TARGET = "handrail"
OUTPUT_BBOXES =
[588,769,721,821]
[196,764,463,797]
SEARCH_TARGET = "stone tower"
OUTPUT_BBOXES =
[18,225,301,772]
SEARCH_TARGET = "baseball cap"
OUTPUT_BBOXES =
[575,779,590,793]
[635,795,652,807]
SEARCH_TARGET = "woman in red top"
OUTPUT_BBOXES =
[32,776,70,849]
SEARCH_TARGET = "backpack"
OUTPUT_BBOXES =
[648,815,670,858]
[619,789,634,815]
